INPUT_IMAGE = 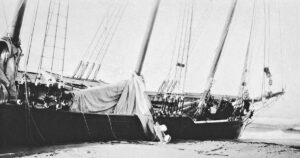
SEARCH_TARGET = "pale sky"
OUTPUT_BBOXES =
[1,0,300,119]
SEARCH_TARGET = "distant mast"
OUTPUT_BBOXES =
[195,0,237,117]
[134,0,160,76]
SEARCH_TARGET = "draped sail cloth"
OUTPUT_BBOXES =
[70,73,159,140]
[0,37,20,103]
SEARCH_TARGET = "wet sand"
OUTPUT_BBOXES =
[1,140,299,158]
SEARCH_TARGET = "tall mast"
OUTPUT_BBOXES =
[9,0,27,46]
[196,0,237,111]
[134,0,160,76]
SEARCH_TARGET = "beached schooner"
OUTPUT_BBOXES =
[0,0,285,148]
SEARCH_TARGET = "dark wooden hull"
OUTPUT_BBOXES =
[0,105,147,148]
[0,105,244,148]
[156,117,243,140]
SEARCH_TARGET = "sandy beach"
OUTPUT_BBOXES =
[0,140,298,158]
[1,121,300,158]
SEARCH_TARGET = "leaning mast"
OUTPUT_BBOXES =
[195,0,238,117]
[134,0,160,76]
[9,0,27,46]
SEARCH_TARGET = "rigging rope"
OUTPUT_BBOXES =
[238,0,257,97]
[85,0,119,62]
[165,0,186,93]
[84,0,127,79]
[91,0,127,62]
[60,0,69,83]
[174,0,188,93]
[50,0,61,73]
[71,5,111,78]
[182,0,194,93]
[36,0,69,83]
[24,0,40,72]
[76,0,127,79]
[261,0,267,99]
[158,0,186,93]
[91,0,129,80]
[163,0,214,93]
[37,0,54,77]
[82,6,112,63]
[179,0,192,92]
[159,0,194,94]
[166,3,182,81]
[261,0,276,105]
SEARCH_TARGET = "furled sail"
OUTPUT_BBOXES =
[70,73,160,140]
[0,0,27,103]
[69,0,165,141]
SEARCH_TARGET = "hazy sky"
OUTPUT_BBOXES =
[1,0,300,118]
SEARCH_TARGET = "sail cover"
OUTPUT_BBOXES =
[70,73,158,140]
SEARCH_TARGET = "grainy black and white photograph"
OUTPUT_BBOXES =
[0,0,300,157]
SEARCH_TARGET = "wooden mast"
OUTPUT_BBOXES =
[134,0,160,76]
[195,0,237,117]
[9,0,27,46]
